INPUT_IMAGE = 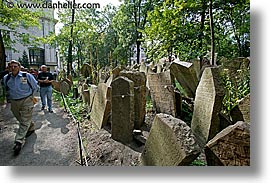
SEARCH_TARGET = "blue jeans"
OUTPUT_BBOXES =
[40,86,53,110]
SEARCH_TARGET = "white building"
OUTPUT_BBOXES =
[1,0,58,72]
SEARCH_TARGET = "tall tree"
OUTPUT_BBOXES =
[113,0,152,64]
[0,1,40,71]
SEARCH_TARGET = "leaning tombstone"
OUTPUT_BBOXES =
[205,121,250,166]
[90,83,111,129]
[141,113,201,166]
[230,94,250,123]
[191,67,225,146]
[89,85,98,110]
[52,80,61,92]
[111,76,135,144]
[169,60,199,98]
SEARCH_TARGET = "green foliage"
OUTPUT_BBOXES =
[144,0,250,61]
[0,1,42,48]
[220,66,250,113]
[21,50,29,69]
[146,95,153,112]
[190,159,207,166]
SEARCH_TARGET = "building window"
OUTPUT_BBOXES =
[29,48,45,66]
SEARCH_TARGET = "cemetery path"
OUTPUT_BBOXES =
[0,91,79,166]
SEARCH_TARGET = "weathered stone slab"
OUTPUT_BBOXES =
[139,61,147,74]
[60,79,71,95]
[174,90,182,118]
[120,71,146,129]
[90,83,111,129]
[141,113,201,166]
[111,76,135,144]
[205,121,250,166]
[80,63,92,78]
[190,59,201,79]
[67,75,73,84]
[52,80,61,92]
[230,94,250,123]
[89,85,98,109]
[147,71,176,116]
[82,90,90,105]
[170,60,199,98]
[191,67,225,145]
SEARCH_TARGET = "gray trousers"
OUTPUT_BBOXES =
[11,95,35,144]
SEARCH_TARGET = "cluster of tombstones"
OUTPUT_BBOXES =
[59,57,250,166]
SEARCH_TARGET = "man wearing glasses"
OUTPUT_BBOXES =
[3,60,38,156]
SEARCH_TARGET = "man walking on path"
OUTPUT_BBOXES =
[3,60,38,156]
[37,65,54,113]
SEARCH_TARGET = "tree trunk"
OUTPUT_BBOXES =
[209,0,215,65]
[199,0,207,68]
[136,40,140,64]
[67,0,75,76]
[0,29,6,72]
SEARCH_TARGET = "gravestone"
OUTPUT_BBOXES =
[60,80,71,95]
[67,75,73,84]
[191,59,201,79]
[72,87,78,99]
[80,63,92,78]
[90,83,111,129]
[120,71,146,129]
[147,71,176,116]
[89,85,98,109]
[170,60,199,98]
[205,121,250,166]
[174,90,182,118]
[141,113,201,166]
[111,76,135,144]
[191,67,225,146]
[139,61,147,74]
[82,89,90,105]
[52,80,61,92]
[112,67,121,79]
[230,94,250,123]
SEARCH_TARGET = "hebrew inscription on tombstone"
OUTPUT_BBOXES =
[191,67,225,145]
[111,76,135,144]
[147,71,176,116]
[205,121,250,166]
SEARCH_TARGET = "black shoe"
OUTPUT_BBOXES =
[13,142,22,156]
[25,130,35,137]
[49,109,53,113]
[41,106,45,110]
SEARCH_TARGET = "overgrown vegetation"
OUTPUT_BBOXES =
[220,67,250,114]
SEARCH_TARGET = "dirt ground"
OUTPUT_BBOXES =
[0,91,149,166]
[0,92,79,166]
